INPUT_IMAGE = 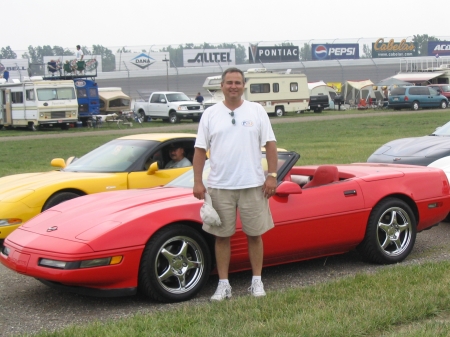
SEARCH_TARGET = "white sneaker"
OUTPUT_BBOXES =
[248,279,266,297]
[210,282,232,301]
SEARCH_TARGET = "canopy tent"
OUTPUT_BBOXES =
[392,72,444,84]
[375,77,413,87]
[341,79,382,104]
[98,87,132,113]
[308,81,337,109]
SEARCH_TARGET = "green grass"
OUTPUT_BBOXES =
[5,110,450,336]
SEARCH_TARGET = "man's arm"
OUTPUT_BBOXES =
[193,147,207,200]
[263,141,278,197]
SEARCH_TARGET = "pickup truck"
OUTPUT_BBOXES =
[308,94,330,113]
[134,91,204,123]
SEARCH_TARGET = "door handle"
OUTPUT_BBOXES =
[343,190,357,196]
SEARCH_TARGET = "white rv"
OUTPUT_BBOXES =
[202,68,309,116]
[0,77,78,130]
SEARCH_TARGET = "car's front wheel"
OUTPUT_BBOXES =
[43,192,81,211]
[357,197,416,264]
[440,100,448,109]
[138,224,211,302]
[411,101,420,111]
[169,112,180,124]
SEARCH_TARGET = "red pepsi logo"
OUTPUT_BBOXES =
[314,45,328,60]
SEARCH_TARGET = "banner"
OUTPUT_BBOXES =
[183,49,235,67]
[428,41,450,57]
[372,38,418,58]
[0,59,28,79]
[115,52,169,71]
[312,44,359,60]
[248,46,299,63]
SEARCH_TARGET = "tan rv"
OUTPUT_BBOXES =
[98,87,132,114]
[202,68,309,116]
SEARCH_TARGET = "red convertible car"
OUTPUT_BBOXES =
[2,151,450,303]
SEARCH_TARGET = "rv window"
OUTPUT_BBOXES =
[250,84,270,94]
[37,88,75,101]
[26,89,35,101]
[11,92,23,104]
[89,88,97,97]
[77,88,87,98]
[290,83,298,92]
[273,83,279,93]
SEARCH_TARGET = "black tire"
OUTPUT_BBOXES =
[192,117,201,122]
[440,100,448,109]
[275,107,284,117]
[138,110,145,120]
[169,112,180,124]
[43,192,81,211]
[138,224,211,303]
[357,197,416,264]
[411,101,420,111]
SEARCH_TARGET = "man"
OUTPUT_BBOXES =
[76,45,84,60]
[165,143,192,168]
[195,92,204,104]
[193,67,278,301]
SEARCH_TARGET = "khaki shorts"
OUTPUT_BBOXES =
[203,186,274,237]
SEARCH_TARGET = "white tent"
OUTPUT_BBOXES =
[308,81,337,109]
[341,79,383,104]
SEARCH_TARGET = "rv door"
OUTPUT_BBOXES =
[1,89,12,125]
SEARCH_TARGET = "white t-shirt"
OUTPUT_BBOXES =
[165,157,192,169]
[76,49,84,60]
[195,100,276,189]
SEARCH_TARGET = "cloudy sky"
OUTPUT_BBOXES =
[3,0,448,54]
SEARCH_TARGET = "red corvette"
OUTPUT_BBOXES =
[2,151,450,303]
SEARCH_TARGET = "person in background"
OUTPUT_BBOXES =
[76,45,84,60]
[195,92,204,104]
[193,67,278,301]
[165,143,192,168]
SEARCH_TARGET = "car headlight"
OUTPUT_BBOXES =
[177,106,188,111]
[38,256,123,269]
[0,218,22,227]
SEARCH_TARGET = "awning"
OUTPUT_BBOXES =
[393,72,444,82]
[98,88,130,100]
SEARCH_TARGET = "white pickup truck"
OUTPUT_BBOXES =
[134,91,204,123]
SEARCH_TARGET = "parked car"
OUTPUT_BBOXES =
[367,121,450,165]
[2,151,449,303]
[388,86,448,110]
[0,133,197,242]
[428,84,450,101]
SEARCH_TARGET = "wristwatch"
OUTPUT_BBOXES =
[267,172,277,178]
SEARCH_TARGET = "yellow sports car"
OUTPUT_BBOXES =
[0,133,197,241]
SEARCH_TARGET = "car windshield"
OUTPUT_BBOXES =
[166,152,295,188]
[63,139,159,172]
[166,93,191,102]
[432,122,450,136]
[37,87,76,101]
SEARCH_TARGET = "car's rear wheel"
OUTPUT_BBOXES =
[440,100,448,109]
[43,192,81,211]
[138,224,211,302]
[357,197,416,264]
[411,101,420,111]
[275,107,284,117]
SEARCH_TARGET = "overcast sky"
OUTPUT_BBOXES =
[3,0,449,55]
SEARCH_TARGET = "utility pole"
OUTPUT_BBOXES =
[163,55,169,90]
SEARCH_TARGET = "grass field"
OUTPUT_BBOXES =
[4,110,450,337]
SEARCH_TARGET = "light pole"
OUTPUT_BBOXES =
[148,44,155,55]
[332,38,338,44]
[119,46,126,71]
[163,55,169,91]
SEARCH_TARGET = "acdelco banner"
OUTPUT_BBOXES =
[248,46,299,63]
[428,41,450,57]
[372,38,418,58]
[183,49,235,67]
[312,44,359,60]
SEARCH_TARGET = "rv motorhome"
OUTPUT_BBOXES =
[202,68,309,116]
[0,77,78,130]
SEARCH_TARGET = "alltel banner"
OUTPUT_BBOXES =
[248,46,299,63]
[428,41,450,57]
[183,49,235,67]
[312,44,359,60]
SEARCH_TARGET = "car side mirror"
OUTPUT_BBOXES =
[275,181,302,197]
[160,99,166,103]
[51,158,66,168]
[147,161,160,175]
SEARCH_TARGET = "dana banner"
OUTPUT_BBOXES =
[183,49,235,67]
[248,45,299,63]
[115,52,169,71]
[428,41,450,57]
[372,38,418,58]
[312,44,359,60]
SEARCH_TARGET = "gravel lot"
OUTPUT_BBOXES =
[2,109,450,336]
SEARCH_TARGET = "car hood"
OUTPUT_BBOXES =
[376,136,450,157]
[0,171,120,201]
[12,187,200,251]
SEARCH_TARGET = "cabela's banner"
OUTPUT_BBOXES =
[372,38,418,58]
[248,45,299,63]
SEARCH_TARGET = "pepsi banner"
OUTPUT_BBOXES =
[312,44,359,60]
[248,46,299,63]
[428,41,450,57]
